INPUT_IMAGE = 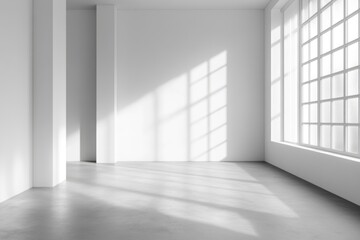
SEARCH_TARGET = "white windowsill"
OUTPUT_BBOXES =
[270,141,360,163]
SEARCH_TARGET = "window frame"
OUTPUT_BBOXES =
[280,0,360,158]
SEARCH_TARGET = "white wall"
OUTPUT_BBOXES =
[67,10,96,162]
[265,0,360,206]
[116,10,264,162]
[0,0,33,202]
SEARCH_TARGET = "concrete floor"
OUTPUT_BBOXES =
[0,162,360,240]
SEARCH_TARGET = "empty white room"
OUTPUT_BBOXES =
[1,0,360,239]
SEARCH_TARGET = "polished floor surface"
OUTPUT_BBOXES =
[0,162,360,240]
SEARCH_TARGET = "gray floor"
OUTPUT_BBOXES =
[0,162,360,240]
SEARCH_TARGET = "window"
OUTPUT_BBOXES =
[273,0,360,158]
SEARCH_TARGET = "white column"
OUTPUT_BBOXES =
[96,5,117,163]
[33,0,67,187]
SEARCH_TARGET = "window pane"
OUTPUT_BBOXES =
[302,64,310,82]
[309,0,318,16]
[321,125,331,148]
[321,6,331,32]
[320,54,331,76]
[347,126,359,154]
[303,83,310,102]
[310,103,318,122]
[321,101,331,122]
[332,0,344,25]
[332,23,344,49]
[310,17,318,39]
[302,124,310,144]
[310,38,318,59]
[302,0,309,23]
[321,77,331,99]
[332,74,344,98]
[347,42,359,69]
[332,125,344,151]
[346,0,359,16]
[332,99,344,123]
[310,124,318,145]
[346,69,359,96]
[310,81,318,101]
[303,43,309,63]
[332,49,344,73]
[302,23,310,43]
[310,60,318,80]
[346,14,359,43]
[321,31,331,54]
[303,104,310,122]
[346,97,359,123]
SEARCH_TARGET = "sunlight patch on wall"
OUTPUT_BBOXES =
[116,51,228,161]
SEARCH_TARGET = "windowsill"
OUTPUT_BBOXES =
[269,141,360,163]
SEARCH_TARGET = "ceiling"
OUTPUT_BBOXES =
[67,0,271,10]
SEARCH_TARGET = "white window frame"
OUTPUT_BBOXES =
[279,0,360,158]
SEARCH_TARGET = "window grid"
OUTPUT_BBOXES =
[298,0,360,157]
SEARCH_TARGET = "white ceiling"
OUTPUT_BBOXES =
[67,0,271,10]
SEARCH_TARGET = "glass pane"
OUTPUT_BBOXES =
[303,44,309,63]
[321,77,331,99]
[302,23,310,43]
[332,74,344,98]
[346,97,359,123]
[347,0,359,16]
[321,125,331,148]
[332,99,344,123]
[303,83,310,102]
[347,69,359,96]
[310,124,318,145]
[321,54,331,76]
[309,0,318,17]
[346,14,359,43]
[320,31,331,54]
[302,124,310,144]
[310,60,318,80]
[303,104,310,122]
[310,103,318,122]
[321,101,331,122]
[310,81,318,101]
[332,49,344,73]
[332,125,344,151]
[310,17,318,39]
[302,0,309,23]
[321,6,331,31]
[347,42,359,69]
[332,0,344,25]
[347,126,359,154]
[310,38,318,59]
[332,23,344,49]
[302,64,310,82]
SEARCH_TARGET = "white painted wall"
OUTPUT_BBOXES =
[67,10,96,162]
[265,0,360,206]
[0,0,33,202]
[116,10,264,162]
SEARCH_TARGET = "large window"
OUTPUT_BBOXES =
[274,0,360,158]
